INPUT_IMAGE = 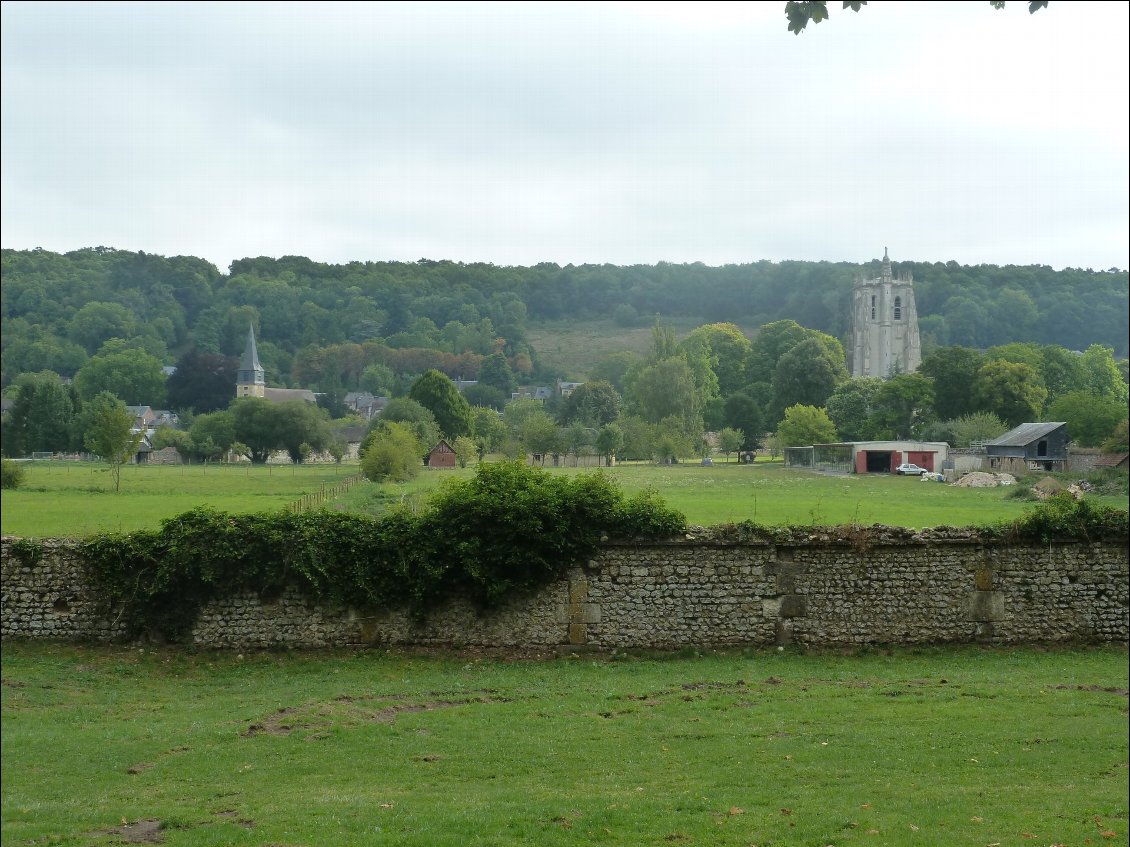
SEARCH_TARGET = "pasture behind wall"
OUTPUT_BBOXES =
[1,530,1127,650]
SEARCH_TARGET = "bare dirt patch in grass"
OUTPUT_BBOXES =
[241,691,517,737]
[1050,684,1129,696]
[90,818,164,844]
[213,810,256,829]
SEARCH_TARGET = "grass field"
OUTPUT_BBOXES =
[0,462,361,538]
[3,460,1128,538]
[2,642,1126,847]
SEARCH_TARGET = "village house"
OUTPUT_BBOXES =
[344,392,388,420]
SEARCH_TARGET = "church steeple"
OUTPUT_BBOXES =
[236,325,266,398]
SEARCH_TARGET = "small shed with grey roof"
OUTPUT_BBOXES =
[984,422,1069,473]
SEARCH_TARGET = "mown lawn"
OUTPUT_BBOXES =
[2,643,1126,847]
[3,459,1127,538]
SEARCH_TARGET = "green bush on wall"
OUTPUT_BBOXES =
[77,462,688,641]
[999,492,1129,544]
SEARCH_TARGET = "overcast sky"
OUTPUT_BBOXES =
[2,1,1127,274]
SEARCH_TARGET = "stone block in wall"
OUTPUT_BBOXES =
[779,595,808,619]
[769,560,807,594]
[964,590,1004,622]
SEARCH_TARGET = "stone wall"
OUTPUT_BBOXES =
[2,533,1127,649]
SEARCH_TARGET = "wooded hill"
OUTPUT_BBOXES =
[2,246,1126,390]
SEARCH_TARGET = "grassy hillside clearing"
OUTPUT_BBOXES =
[525,318,762,379]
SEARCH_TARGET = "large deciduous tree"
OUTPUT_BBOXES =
[1,335,87,384]
[1037,344,1084,403]
[717,427,745,461]
[769,336,849,423]
[865,373,935,440]
[462,383,508,412]
[66,301,138,354]
[409,369,473,439]
[274,401,332,463]
[652,416,698,464]
[595,423,625,465]
[1076,344,1129,405]
[680,323,752,396]
[73,347,168,406]
[1101,419,1129,454]
[1047,391,1127,448]
[558,380,622,427]
[165,348,238,414]
[519,408,563,462]
[647,317,678,363]
[228,397,284,464]
[971,360,1048,427]
[588,351,641,394]
[776,404,838,447]
[477,352,517,395]
[746,319,811,385]
[1,371,79,457]
[628,357,703,433]
[187,410,237,461]
[471,406,509,455]
[722,391,765,451]
[918,346,986,421]
[373,398,442,452]
[825,377,883,442]
[616,415,656,461]
[228,398,329,464]
[358,363,395,396]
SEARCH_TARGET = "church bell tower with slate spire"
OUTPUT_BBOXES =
[850,248,921,378]
[236,325,266,398]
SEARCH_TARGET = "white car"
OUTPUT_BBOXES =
[895,463,928,476]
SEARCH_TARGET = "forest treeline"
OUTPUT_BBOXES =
[2,246,1127,391]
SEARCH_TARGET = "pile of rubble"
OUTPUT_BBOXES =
[951,472,1017,488]
[1033,476,1086,500]
[949,472,1089,499]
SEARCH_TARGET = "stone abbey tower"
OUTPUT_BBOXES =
[850,248,921,378]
